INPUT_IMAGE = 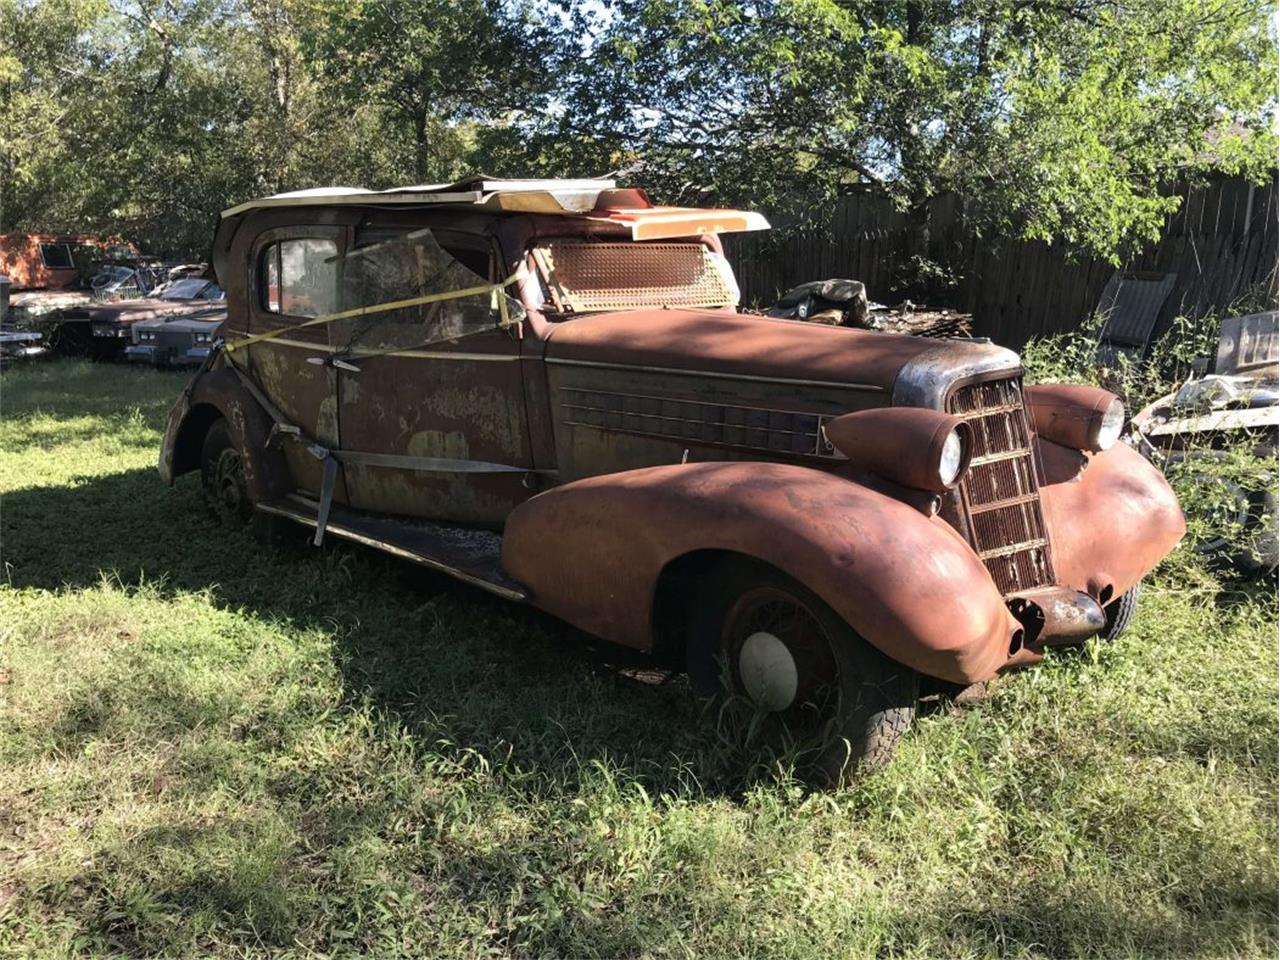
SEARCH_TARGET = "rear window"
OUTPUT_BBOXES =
[40,243,74,269]
[530,240,739,314]
[161,278,220,301]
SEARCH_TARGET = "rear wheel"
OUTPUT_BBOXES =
[200,418,251,524]
[687,559,918,784]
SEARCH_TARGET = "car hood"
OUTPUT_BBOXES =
[72,299,226,324]
[542,308,1019,401]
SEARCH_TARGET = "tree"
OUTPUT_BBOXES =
[536,0,1277,265]
[304,0,556,183]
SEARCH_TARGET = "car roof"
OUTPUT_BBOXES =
[219,175,770,240]
[212,176,770,285]
[221,177,621,217]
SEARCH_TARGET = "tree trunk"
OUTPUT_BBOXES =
[413,108,428,182]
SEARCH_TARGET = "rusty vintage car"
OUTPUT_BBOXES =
[159,177,1185,781]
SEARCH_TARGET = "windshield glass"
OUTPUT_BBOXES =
[327,228,523,356]
[160,278,219,301]
[95,266,132,284]
[529,240,740,315]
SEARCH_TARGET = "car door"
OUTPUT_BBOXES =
[245,225,345,499]
[330,225,534,525]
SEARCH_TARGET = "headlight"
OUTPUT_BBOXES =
[1025,384,1125,453]
[824,407,971,493]
[938,426,966,486]
[1095,397,1125,451]
[193,332,210,344]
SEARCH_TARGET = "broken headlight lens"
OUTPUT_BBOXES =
[1095,398,1125,451]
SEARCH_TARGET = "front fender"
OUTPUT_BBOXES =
[502,461,1021,684]
[1039,439,1186,599]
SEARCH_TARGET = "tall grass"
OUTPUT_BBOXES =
[0,360,1275,958]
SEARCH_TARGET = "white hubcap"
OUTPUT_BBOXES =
[738,631,799,712]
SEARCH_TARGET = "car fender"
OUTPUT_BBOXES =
[1038,439,1186,599]
[501,461,1022,684]
[158,362,290,502]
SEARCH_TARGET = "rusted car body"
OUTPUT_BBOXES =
[0,234,138,290]
[159,178,1184,779]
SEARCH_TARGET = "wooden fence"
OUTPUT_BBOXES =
[723,175,1278,349]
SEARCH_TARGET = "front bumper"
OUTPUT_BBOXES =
[125,344,156,363]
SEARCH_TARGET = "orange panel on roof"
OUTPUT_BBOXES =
[585,207,771,241]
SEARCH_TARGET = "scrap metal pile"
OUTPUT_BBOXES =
[764,278,974,338]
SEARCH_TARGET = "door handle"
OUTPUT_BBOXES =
[306,356,361,372]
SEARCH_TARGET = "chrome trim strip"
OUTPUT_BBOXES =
[255,500,528,602]
[337,449,551,475]
[891,342,1021,409]
[546,357,886,392]
[249,337,520,361]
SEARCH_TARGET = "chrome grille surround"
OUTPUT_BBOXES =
[947,378,1055,595]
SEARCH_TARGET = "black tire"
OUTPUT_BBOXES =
[687,558,918,784]
[200,418,252,523]
[1099,582,1141,641]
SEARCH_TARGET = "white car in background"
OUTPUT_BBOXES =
[127,312,224,367]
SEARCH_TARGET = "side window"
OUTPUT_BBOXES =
[40,243,74,269]
[259,238,339,318]
[329,228,522,354]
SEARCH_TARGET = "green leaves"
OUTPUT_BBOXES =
[0,0,1273,264]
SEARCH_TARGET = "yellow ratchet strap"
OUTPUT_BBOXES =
[222,266,527,355]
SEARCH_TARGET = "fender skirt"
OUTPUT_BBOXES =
[502,461,1023,684]
[1038,439,1186,601]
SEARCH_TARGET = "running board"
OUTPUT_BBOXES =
[256,495,529,602]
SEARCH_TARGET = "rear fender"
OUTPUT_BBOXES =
[159,363,291,502]
[501,461,1022,684]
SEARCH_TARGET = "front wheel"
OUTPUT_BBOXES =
[687,559,918,785]
[1098,582,1141,641]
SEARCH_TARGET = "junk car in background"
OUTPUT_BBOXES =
[158,177,1184,783]
[1132,309,1278,575]
[128,310,225,367]
[58,276,225,360]
[2,234,143,328]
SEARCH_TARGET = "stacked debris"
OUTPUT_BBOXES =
[765,278,973,338]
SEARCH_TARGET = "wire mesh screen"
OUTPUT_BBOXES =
[535,241,738,312]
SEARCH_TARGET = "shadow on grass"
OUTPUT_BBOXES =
[5,465,1276,795]
[1,467,717,793]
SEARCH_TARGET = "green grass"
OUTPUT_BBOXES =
[0,359,1276,959]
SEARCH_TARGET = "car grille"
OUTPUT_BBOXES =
[947,378,1055,594]
[559,387,840,458]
